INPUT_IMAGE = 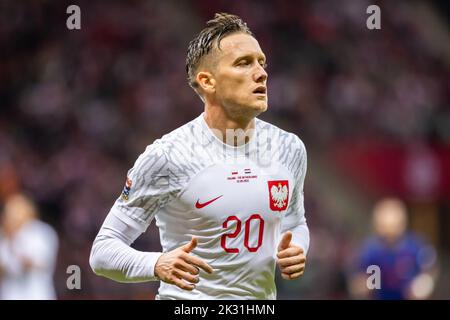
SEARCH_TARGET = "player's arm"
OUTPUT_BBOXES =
[406,240,438,299]
[89,143,212,290]
[0,247,32,277]
[24,226,59,272]
[277,136,309,280]
[90,212,212,289]
[89,212,161,282]
[347,242,374,299]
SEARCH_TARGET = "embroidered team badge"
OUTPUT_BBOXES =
[268,180,289,211]
[121,177,132,201]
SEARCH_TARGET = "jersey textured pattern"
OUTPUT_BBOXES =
[109,113,309,299]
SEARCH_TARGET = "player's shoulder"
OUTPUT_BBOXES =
[255,117,307,154]
[403,232,427,249]
[159,116,201,145]
[142,116,203,157]
[142,115,199,149]
[132,116,202,172]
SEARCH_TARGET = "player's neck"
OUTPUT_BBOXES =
[203,107,255,147]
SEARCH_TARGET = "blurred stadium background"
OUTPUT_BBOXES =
[0,0,449,299]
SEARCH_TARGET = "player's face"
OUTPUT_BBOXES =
[212,33,268,119]
[373,203,407,243]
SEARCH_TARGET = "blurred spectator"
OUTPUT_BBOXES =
[0,193,59,299]
[348,198,438,300]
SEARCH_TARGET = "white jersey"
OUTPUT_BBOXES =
[0,220,59,300]
[99,113,309,299]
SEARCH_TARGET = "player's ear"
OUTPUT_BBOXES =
[197,71,216,94]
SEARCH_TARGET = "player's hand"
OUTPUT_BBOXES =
[277,231,306,280]
[154,236,213,291]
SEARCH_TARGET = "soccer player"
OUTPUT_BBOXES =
[350,198,437,300]
[89,13,309,299]
[0,194,59,300]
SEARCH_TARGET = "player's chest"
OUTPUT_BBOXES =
[178,161,293,223]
